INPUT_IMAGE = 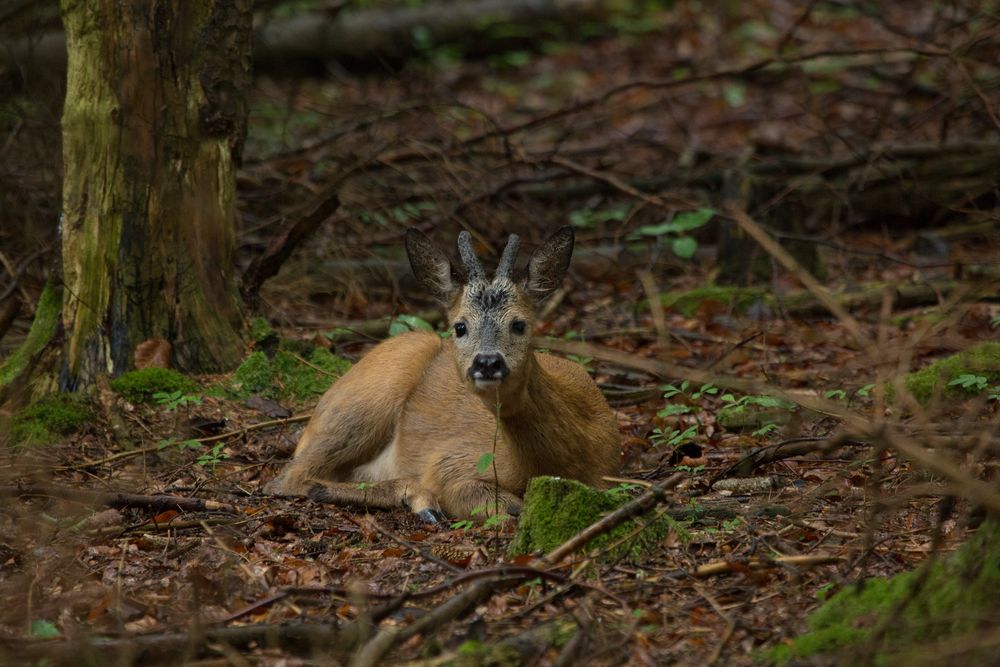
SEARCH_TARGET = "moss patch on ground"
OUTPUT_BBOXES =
[898,341,1000,404]
[659,285,770,317]
[770,519,1000,665]
[509,477,673,561]
[110,368,198,404]
[230,346,352,401]
[12,394,93,445]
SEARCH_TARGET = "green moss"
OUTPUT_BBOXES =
[898,342,1000,404]
[249,316,275,344]
[509,477,671,561]
[231,351,273,394]
[0,283,61,387]
[448,640,521,666]
[660,285,770,316]
[770,520,1000,665]
[12,394,92,445]
[230,347,352,401]
[110,368,197,403]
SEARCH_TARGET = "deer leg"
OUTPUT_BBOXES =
[438,480,523,521]
[306,478,445,523]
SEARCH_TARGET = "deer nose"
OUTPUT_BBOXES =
[470,353,509,381]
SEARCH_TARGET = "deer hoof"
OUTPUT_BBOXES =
[416,508,447,524]
[307,484,333,503]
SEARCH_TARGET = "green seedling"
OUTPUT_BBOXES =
[947,373,989,393]
[153,390,202,411]
[651,424,698,449]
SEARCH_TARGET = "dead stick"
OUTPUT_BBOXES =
[0,484,237,513]
[0,621,346,665]
[691,553,845,578]
[348,578,504,667]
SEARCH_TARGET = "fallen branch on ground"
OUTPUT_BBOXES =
[691,553,845,578]
[0,484,237,513]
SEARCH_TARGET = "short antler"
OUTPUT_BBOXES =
[496,234,520,279]
[457,231,485,280]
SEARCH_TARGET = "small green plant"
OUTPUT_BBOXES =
[196,443,228,469]
[475,453,495,475]
[947,373,989,393]
[451,518,475,530]
[690,383,718,400]
[657,403,693,417]
[608,483,640,501]
[630,208,714,259]
[720,393,795,410]
[157,437,202,452]
[675,464,705,473]
[566,354,593,371]
[661,381,718,402]
[989,386,1000,402]
[856,383,875,398]
[651,424,698,449]
[30,620,60,638]
[568,204,629,229]
[752,423,780,437]
[824,389,847,401]
[153,390,202,411]
[660,382,688,399]
[388,313,435,336]
[991,315,1000,329]
[470,503,511,529]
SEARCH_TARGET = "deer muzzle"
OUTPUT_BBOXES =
[469,352,509,388]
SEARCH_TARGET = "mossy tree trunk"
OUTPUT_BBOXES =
[59,0,251,389]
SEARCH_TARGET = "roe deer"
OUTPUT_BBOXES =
[264,227,620,522]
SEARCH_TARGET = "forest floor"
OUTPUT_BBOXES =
[2,1,999,665]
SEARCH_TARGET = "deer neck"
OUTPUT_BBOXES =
[481,355,560,446]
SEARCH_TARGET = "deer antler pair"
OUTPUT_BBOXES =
[457,231,520,281]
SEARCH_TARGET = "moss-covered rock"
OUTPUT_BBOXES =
[509,477,671,561]
[110,368,197,403]
[770,519,1000,665]
[898,341,1000,404]
[230,347,352,401]
[12,394,93,445]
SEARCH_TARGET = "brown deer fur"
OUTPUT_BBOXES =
[264,227,620,521]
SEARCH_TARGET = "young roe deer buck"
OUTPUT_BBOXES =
[265,227,620,522]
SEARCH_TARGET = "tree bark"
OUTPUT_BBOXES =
[59,0,252,388]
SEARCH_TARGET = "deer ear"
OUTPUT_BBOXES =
[406,228,458,302]
[522,226,573,303]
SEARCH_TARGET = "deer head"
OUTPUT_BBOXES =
[405,227,574,399]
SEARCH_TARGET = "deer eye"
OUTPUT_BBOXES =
[454,322,467,338]
[511,320,526,335]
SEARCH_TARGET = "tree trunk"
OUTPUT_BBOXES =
[59,0,251,388]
